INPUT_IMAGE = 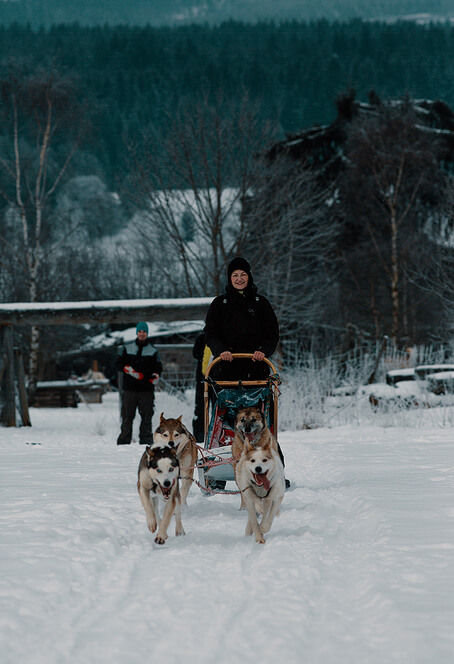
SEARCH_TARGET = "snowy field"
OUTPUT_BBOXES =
[1,388,454,664]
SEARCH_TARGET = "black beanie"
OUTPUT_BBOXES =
[227,257,252,281]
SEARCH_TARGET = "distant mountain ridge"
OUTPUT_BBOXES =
[1,0,454,27]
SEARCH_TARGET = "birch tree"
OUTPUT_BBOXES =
[339,101,450,343]
[0,64,84,398]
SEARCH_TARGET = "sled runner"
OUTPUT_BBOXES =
[196,353,281,493]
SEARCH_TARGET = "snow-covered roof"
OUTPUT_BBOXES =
[36,378,110,388]
[0,297,214,327]
[426,371,454,380]
[386,368,415,377]
[0,297,213,312]
[416,364,454,371]
[80,320,204,351]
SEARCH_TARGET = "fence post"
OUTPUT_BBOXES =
[0,324,16,426]
[14,348,31,426]
[0,352,6,384]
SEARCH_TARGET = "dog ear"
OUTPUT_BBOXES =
[145,446,153,457]
[159,412,165,424]
[260,435,272,451]
[244,438,254,452]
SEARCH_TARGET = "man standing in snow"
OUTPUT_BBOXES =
[116,322,162,445]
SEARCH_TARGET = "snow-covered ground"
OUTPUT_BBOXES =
[1,389,454,664]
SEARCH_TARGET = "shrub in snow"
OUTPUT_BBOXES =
[278,350,454,430]
[278,351,378,430]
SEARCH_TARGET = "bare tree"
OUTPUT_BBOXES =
[339,101,451,343]
[0,63,85,396]
[244,154,339,341]
[125,93,279,296]
[408,177,454,340]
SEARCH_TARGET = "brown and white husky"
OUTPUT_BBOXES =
[232,406,280,510]
[235,435,285,544]
[152,413,198,504]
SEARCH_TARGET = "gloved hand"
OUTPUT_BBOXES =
[123,365,144,380]
[149,373,160,384]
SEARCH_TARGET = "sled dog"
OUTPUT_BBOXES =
[232,406,279,459]
[137,445,185,545]
[235,436,285,544]
[152,413,198,504]
[232,406,280,509]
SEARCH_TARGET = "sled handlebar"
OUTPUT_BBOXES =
[204,352,277,379]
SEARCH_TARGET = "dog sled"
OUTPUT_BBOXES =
[196,352,281,494]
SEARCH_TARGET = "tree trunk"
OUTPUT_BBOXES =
[27,325,40,405]
[369,280,381,340]
[390,210,399,343]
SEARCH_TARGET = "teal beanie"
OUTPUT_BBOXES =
[136,322,149,334]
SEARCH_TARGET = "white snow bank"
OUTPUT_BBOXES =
[1,392,454,664]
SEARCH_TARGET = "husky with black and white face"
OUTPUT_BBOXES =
[137,445,185,545]
[235,436,285,544]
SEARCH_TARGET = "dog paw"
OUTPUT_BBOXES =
[255,534,266,544]
[176,528,185,537]
[147,520,157,533]
[154,535,167,545]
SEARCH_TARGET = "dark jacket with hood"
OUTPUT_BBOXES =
[204,283,279,359]
[116,338,162,392]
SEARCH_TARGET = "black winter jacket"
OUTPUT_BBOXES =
[204,283,279,358]
[116,339,162,392]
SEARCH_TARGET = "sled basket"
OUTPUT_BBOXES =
[196,353,281,493]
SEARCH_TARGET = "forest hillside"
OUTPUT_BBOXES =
[1,19,454,183]
[1,0,454,28]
